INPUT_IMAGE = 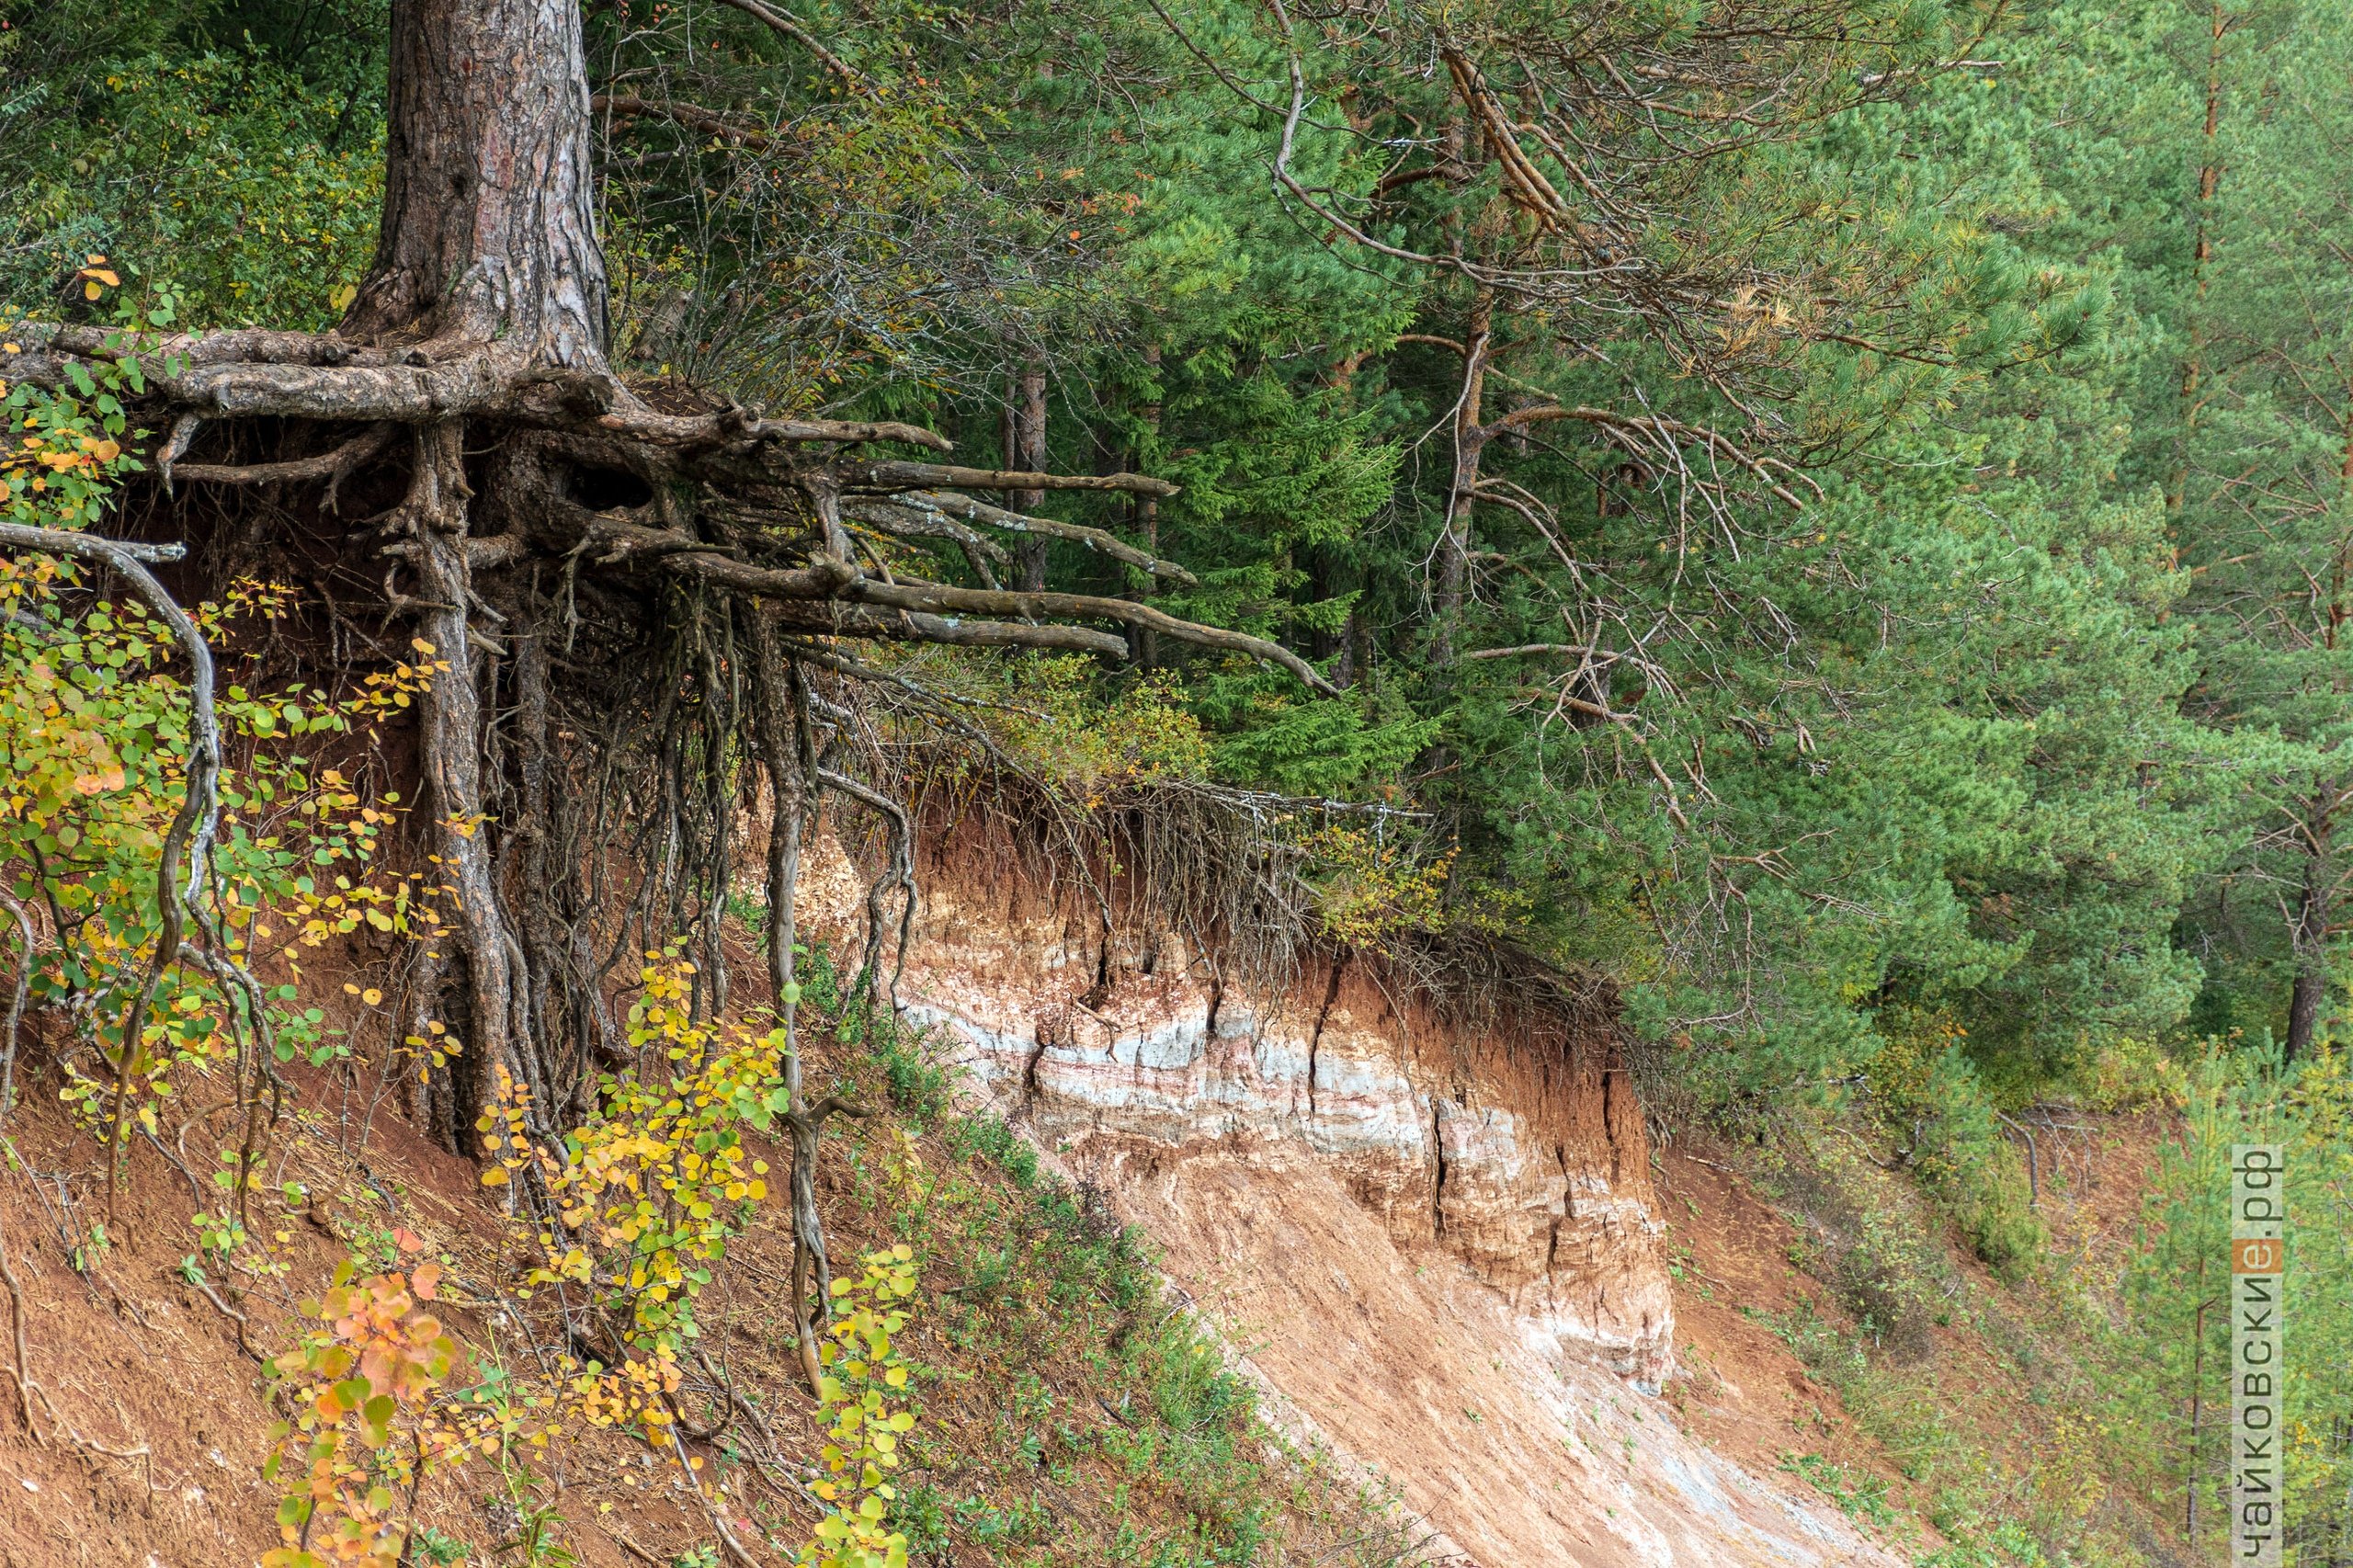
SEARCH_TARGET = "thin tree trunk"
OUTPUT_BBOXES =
[1133,343,1163,666]
[1435,291,1494,666]
[2167,0,2228,516]
[1008,357,1049,591]
[2288,805,2332,1061]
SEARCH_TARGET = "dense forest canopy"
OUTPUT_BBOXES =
[5,0,2349,1106]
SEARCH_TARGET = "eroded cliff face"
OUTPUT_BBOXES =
[881,853,1675,1383]
[801,822,1899,1568]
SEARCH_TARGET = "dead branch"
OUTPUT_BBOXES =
[595,93,779,150]
[881,491,1199,585]
[595,399,952,452]
[847,460,1178,497]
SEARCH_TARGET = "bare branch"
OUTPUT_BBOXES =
[847,461,1179,498]
[767,599,1130,656]
[0,890,32,1128]
[835,577,1334,692]
[881,491,1198,585]
[594,93,777,149]
[843,499,1006,588]
[1464,642,1632,662]
[1487,404,1819,509]
[0,521,222,1205]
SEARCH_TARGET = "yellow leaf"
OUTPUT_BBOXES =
[480,1166,509,1187]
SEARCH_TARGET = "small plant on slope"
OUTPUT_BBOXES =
[262,1242,462,1567]
[803,1244,923,1568]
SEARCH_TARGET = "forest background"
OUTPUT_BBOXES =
[5,0,2353,1560]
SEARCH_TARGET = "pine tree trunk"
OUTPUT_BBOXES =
[347,0,607,363]
[1008,358,1049,591]
[1434,291,1494,667]
[1133,344,1163,667]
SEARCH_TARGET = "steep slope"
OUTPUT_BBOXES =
[0,807,1973,1568]
[801,817,1911,1568]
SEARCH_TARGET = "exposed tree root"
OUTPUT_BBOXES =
[0,1205,40,1443]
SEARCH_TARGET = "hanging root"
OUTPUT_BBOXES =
[783,1093,869,1395]
[747,611,835,1393]
[401,424,528,1156]
[816,767,917,1012]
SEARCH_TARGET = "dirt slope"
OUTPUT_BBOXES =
[863,819,1916,1568]
[1,814,2118,1568]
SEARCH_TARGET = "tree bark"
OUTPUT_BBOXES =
[1435,291,1494,667]
[1007,357,1049,591]
[403,423,523,1149]
[1132,343,1163,667]
[341,0,611,1150]
[347,0,607,362]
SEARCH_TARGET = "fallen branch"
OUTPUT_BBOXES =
[595,92,778,150]
[181,1263,259,1359]
[664,1419,767,1568]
